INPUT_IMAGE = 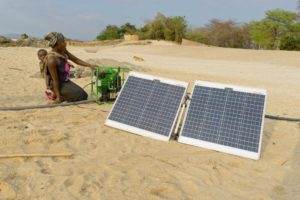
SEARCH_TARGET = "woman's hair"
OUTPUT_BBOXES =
[44,32,65,48]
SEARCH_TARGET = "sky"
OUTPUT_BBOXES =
[0,0,297,40]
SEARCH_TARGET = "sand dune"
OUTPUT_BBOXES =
[0,43,299,199]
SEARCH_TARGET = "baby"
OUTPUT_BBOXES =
[37,49,56,101]
[37,49,47,77]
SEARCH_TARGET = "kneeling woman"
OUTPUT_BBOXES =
[44,32,95,103]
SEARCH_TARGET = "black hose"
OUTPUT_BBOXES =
[0,100,96,111]
[265,114,300,122]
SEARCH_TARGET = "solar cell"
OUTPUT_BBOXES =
[178,81,267,159]
[105,72,188,141]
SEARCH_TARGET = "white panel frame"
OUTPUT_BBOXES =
[178,81,267,160]
[195,80,267,95]
[105,71,188,142]
[128,71,188,87]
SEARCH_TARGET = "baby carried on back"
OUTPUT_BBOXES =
[38,49,86,102]
[39,32,96,103]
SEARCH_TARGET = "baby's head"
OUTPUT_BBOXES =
[37,49,47,62]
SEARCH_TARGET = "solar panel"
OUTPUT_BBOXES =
[105,72,188,141]
[178,81,267,159]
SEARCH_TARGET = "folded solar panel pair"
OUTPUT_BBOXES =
[105,72,267,160]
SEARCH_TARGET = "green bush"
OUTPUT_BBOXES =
[96,25,121,40]
[96,23,138,41]
[120,23,137,35]
[138,24,151,40]
[165,16,187,43]
[137,13,187,43]
[147,13,167,40]
[249,21,275,49]
[249,9,298,50]
[0,35,12,44]
[280,34,300,50]
[185,28,206,43]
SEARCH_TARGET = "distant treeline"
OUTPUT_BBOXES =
[96,9,300,51]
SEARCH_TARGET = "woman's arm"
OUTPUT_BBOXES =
[66,50,96,69]
[47,56,63,102]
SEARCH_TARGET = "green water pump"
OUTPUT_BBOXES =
[91,66,129,102]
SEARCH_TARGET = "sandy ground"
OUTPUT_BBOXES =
[0,42,299,199]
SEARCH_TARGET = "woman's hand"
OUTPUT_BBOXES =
[88,63,98,69]
[66,50,98,69]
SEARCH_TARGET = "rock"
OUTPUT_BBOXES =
[0,34,47,47]
[133,56,145,62]
[16,36,47,47]
[0,36,12,44]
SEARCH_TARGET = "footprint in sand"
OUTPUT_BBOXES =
[150,187,167,198]
[64,178,74,187]
[0,181,16,200]
[272,185,287,198]
[149,183,187,199]
[35,160,52,175]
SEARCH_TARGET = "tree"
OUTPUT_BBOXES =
[249,9,298,49]
[238,24,252,49]
[119,23,137,35]
[138,13,187,43]
[191,19,251,48]
[280,34,297,50]
[265,9,297,25]
[266,9,297,48]
[138,24,151,40]
[148,13,167,40]
[96,25,121,40]
[164,16,187,43]
[206,19,236,47]
[249,21,276,49]
[280,22,300,50]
